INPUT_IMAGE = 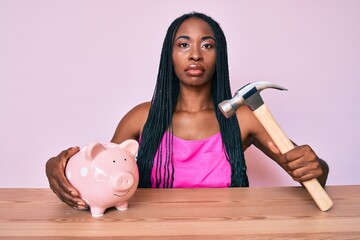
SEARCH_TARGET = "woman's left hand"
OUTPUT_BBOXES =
[278,145,323,183]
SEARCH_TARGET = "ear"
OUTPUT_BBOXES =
[85,143,106,160]
[119,139,139,156]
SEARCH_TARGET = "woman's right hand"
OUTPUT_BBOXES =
[45,147,88,210]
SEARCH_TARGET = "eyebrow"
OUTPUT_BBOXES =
[174,35,215,42]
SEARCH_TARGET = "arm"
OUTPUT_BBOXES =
[236,106,329,186]
[111,102,150,143]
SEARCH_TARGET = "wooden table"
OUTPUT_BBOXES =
[0,186,359,239]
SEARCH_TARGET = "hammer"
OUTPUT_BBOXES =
[219,81,333,211]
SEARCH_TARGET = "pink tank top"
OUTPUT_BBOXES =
[151,132,231,188]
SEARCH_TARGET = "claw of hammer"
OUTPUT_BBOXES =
[219,81,333,211]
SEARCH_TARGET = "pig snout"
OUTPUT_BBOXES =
[112,172,135,191]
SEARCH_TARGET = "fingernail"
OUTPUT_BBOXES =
[73,205,87,210]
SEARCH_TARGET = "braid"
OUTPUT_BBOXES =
[136,12,248,188]
[136,18,181,188]
[207,17,249,187]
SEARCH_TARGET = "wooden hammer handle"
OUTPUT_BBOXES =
[253,104,333,211]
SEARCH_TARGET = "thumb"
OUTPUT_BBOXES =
[267,141,281,155]
[60,146,80,163]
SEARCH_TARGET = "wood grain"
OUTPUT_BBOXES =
[0,186,359,239]
[253,104,333,211]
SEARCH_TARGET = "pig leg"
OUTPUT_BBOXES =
[116,202,128,211]
[90,207,106,217]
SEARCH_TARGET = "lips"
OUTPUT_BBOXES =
[185,64,205,76]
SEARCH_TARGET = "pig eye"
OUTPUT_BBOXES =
[113,160,116,163]
[124,158,127,161]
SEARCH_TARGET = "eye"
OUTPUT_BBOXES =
[113,160,116,163]
[203,43,213,49]
[179,42,189,48]
[124,158,127,161]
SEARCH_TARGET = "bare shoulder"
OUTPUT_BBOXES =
[123,101,151,125]
[111,102,151,143]
[234,104,275,155]
[128,101,151,117]
[235,105,258,129]
[234,105,263,148]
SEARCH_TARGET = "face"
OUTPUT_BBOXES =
[172,17,216,88]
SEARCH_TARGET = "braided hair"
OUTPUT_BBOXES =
[136,12,249,188]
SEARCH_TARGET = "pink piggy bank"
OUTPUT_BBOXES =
[65,140,139,217]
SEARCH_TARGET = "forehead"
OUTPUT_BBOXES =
[175,17,214,38]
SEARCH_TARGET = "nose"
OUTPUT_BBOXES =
[112,172,134,191]
[188,46,203,62]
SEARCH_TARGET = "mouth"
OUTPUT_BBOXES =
[114,191,129,198]
[185,64,205,76]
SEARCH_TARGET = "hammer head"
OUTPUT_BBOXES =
[219,81,287,118]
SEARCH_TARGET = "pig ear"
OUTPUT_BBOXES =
[85,143,106,160]
[119,139,139,156]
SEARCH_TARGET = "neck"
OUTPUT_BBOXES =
[175,84,214,112]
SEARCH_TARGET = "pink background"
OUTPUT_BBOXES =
[1,0,359,187]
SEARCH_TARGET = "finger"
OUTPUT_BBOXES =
[52,178,88,208]
[291,166,321,181]
[49,179,79,208]
[51,147,88,208]
[286,154,320,172]
[56,171,88,208]
[285,145,316,162]
[54,162,79,195]
[58,147,80,165]
[285,158,307,171]
[299,173,318,182]
[292,173,318,183]
[56,147,81,193]
[281,146,310,169]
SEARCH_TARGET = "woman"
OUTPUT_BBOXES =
[46,12,329,210]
